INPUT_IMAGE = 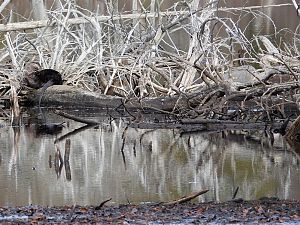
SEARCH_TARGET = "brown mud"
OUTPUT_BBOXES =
[1,198,300,224]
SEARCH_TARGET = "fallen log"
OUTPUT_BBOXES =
[54,109,100,125]
[24,85,183,111]
[23,83,299,122]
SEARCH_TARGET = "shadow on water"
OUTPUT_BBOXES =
[0,108,300,206]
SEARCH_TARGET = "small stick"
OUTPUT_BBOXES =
[232,186,239,199]
[95,198,112,210]
[164,189,209,205]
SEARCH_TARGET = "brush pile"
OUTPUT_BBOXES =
[0,1,299,122]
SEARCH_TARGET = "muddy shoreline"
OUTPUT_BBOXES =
[1,198,300,224]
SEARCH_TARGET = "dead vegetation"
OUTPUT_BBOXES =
[0,1,299,123]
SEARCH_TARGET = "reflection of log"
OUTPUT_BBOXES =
[54,109,99,125]
[164,189,209,205]
[65,161,71,181]
[129,121,283,133]
[285,115,300,153]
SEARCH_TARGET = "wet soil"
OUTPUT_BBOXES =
[1,198,300,224]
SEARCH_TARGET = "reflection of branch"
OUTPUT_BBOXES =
[54,110,99,125]
[12,126,20,155]
[65,161,71,181]
[54,124,97,144]
[64,139,71,162]
[54,147,63,178]
[139,129,156,145]
[64,139,72,181]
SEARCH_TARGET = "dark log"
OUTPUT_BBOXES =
[24,85,181,111]
[164,189,209,205]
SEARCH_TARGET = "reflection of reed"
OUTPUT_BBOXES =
[8,126,20,172]
[2,118,300,206]
[65,161,71,181]
[52,139,72,180]
[54,146,63,178]
[64,139,71,181]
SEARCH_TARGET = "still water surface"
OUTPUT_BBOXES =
[0,110,300,206]
[0,0,300,207]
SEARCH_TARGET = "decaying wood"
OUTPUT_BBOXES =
[164,189,209,205]
[25,85,182,111]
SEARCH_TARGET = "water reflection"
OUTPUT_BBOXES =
[0,110,299,206]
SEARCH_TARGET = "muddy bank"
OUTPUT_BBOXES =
[1,199,300,224]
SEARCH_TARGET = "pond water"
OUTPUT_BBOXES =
[0,109,300,207]
[1,0,300,207]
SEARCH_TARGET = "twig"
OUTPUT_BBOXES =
[95,198,112,210]
[164,189,209,205]
[232,187,239,199]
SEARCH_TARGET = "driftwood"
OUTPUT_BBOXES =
[164,189,209,205]
[24,83,299,115]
